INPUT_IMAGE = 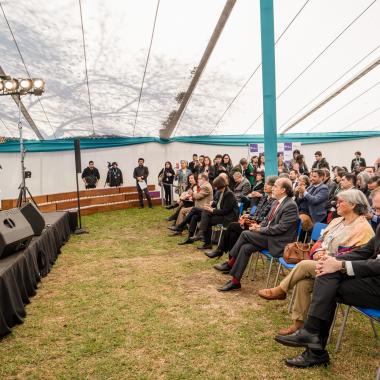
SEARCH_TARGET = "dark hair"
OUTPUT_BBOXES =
[281,178,293,197]
[366,166,376,171]
[199,155,204,159]
[222,154,232,166]
[193,153,198,157]
[355,151,361,155]
[165,161,172,168]
[298,174,310,187]
[314,151,322,156]
[203,156,212,167]
[258,154,265,167]
[213,176,227,190]
[112,162,117,166]
[187,173,197,188]
[368,176,380,185]
[293,149,300,156]
[256,170,264,178]
[239,158,248,166]
[311,169,325,178]
[215,154,223,160]
[138,158,144,162]
[89,161,94,164]
[342,172,356,184]
[295,154,305,164]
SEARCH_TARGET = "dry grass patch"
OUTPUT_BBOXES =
[0,207,378,379]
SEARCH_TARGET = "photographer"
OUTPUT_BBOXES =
[106,162,123,187]
[82,161,100,189]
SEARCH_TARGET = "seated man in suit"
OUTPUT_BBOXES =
[168,173,213,238]
[215,178,299,291]
[191,175,239,249]
[274,188,380,368]
[232,172,251,209]
[204,175,277,259]
[296,169,329,226]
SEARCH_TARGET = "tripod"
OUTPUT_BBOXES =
[15,94,38,208]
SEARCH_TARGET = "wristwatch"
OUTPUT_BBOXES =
[340,261,347,274]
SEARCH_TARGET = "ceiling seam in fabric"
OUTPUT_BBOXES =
[132,0,161,137]
[279,44,380,131]
[207,0,311,136]
[0,1,56,139]
[78,0,95,136]
[340,106,380,132]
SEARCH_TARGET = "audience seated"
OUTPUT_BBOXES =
[190,176,239,249]
[248,171,265,206]
[258,189,374,336]
[204,176,277,259]
[232,172,251,209]
[274,187,380,368]
[214,178,299,291]
[294,175,313,232]
[230,158,249,189]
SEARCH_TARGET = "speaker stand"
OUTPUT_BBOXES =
[74,172,89,235]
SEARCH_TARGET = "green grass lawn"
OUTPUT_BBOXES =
[0,207,379,379]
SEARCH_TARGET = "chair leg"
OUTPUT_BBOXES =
[251,252,260,281]
[245,254,253,278]
[327,304,339,346]
[266,258,274,288]
[370,319,379,339]
[287,284,297,314]
[274,261,281,287]
[335,305,351,353]
[217,229,224,247]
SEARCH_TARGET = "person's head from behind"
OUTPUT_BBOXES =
[365,166,375,177]
[138,158,144,166]
[222,154,231,165]
[89,160,94,169]
[368,176,380,191]
[198,173,209,186]
[273,178,293,199]
[264,175,278,195]
[322,168,330,182]
[340,173,356,190]
[165,161,172,169]
[239,158,248,170]
[314,151,322,161]
[310,169,324,185]
[356,171,370,190]
[214,154,223,165]
[233,172,243,184]
[371,188,380,217]
[180,160,188,169]
[298,175,310,189]
[213,175,227,191]
[336,189,369,218]
[293,149,300,160]
[219,172,229,185]
[256,171,264,182]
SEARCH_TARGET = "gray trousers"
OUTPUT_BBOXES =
[229,230,269,280]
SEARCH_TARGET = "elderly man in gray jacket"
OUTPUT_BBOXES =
[215,178,299,292]
[232,172,251,203]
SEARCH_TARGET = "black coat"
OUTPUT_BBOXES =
[211,189,239,224]
[158,167,175,184]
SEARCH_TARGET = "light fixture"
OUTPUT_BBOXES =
[4,79,18,92]
[0,76,45,96]
[32,78,45,95]
[19,79,33,92]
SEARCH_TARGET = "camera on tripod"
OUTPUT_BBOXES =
[24,170,32,179]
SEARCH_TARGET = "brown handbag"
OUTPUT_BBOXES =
[283,242,312,264]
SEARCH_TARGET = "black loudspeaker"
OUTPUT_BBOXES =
[0,208,35,259]
[19,202,46,236]
[74,138,82,174]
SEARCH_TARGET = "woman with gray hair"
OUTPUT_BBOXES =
[356,171,370,197]
[258,189,374,336]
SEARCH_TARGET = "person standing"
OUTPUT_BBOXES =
[351,151,366,171]
[106,162,123,187]
[81,160,100,189]
[158,161,175,206]
[311,151,330,170]
[133,158,153,209]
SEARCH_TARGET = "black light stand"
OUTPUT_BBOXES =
[15,94,38,208]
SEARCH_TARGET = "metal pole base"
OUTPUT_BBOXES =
[74,228,89,235]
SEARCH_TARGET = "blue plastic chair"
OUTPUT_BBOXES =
[330,305,380,352]
[310,222,327,242]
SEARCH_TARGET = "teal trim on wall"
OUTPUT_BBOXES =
[0,132,379,153]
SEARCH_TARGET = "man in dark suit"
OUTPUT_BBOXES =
[296,169,329,223]
[215,178,299,291]
[311,151,330,170]
[133,158,152,208]
[274,188,380,368]
[191,175,239,249]
[229,158,248,189]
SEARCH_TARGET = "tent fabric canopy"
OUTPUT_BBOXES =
[0,0,379,140]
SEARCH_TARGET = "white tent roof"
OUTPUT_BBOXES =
[0,0,379,140]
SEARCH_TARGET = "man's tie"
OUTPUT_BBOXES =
[267,200,280,222]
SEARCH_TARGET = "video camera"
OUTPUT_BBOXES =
[107,161,112,169]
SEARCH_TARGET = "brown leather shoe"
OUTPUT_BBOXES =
[257,286,286,300]
[278,320,304,336]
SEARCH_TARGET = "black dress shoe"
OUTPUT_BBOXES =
[190,233,204,242]
[214,262,231,272]
[285,349,330,368]
[274,328,323,350]
[204,250,223,259]
[167,225,179,231]
[169,231,182,236]
[165,204,177,210]
[197,244,212,250]
[217,280,241,292]
[178,239,193,245]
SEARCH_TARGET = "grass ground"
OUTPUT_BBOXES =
[0,207,379,379]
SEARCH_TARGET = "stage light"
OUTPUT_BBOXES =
[32,78,45,95]
[4,79,18,92]
[19,79,33,92]
[0,81,3,91]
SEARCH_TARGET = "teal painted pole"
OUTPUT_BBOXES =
[259,0,278,176]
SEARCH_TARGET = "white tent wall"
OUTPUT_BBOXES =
[1,138,380,200]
